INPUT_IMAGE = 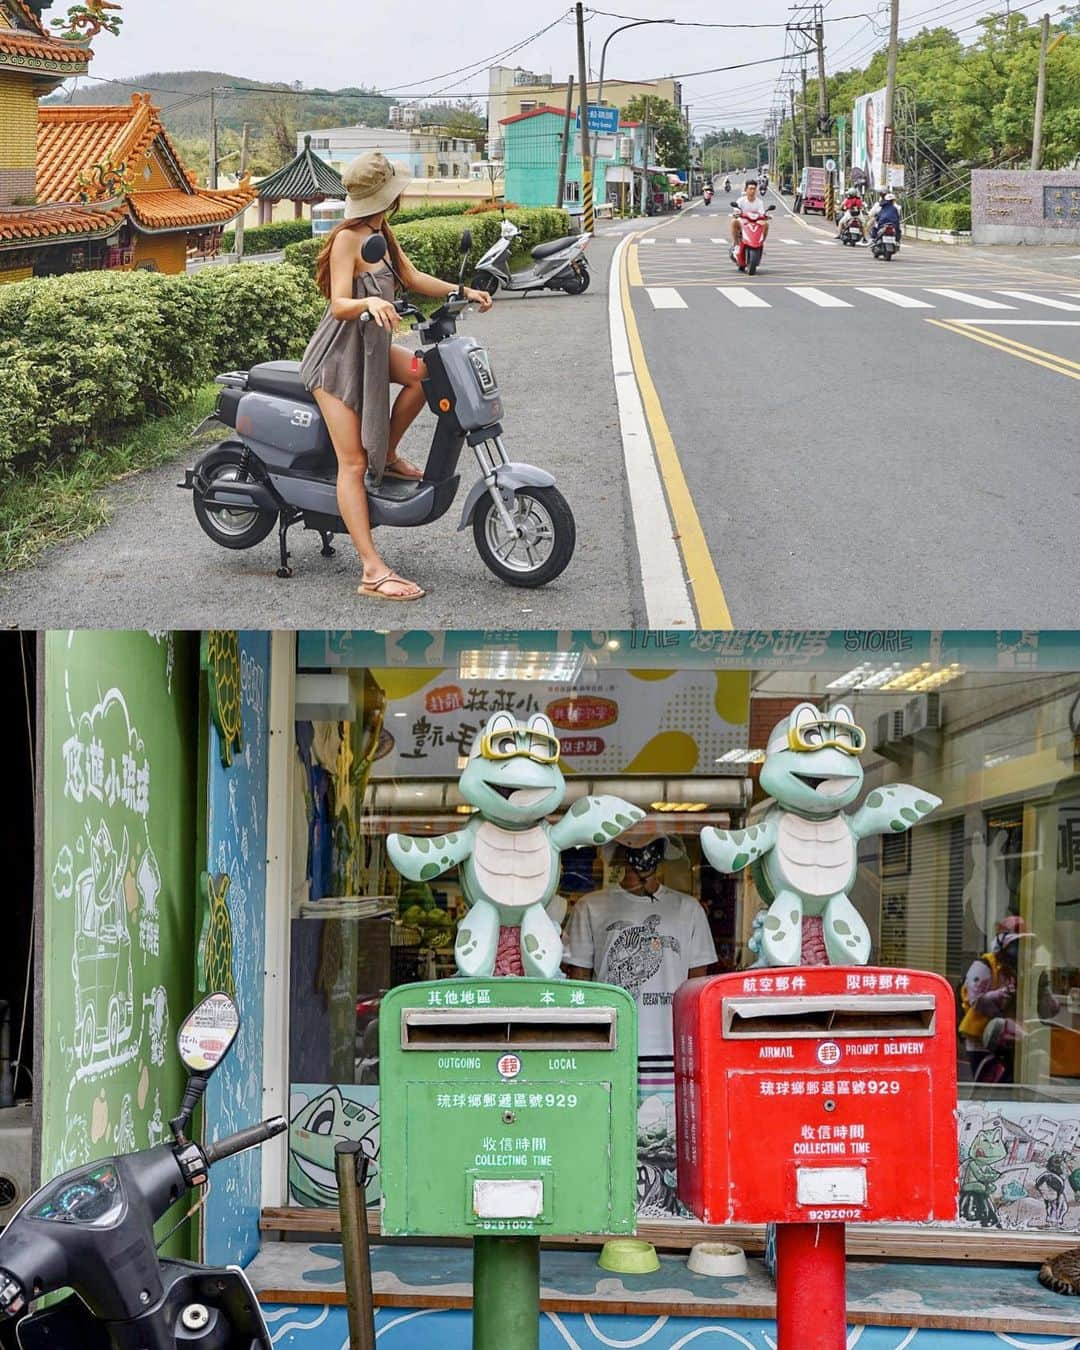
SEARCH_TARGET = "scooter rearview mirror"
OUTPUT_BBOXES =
[177,991,240,1076]
[460,229,473,255]
[360,234,388,265]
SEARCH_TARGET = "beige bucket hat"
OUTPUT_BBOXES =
[342,150,412,219]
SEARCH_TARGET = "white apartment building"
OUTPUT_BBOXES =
[298,125,474,179]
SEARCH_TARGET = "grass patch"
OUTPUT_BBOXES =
[0,383,219,573]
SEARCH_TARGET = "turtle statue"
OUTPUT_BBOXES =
[198,870,235,996]
[202,630,242,769]
[605,913,679,995]
[700,702,941,967]
[388,711,645,979]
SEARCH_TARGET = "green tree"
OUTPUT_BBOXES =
[620,95,688,170]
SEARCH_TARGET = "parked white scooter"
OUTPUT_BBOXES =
[472,219,591,296]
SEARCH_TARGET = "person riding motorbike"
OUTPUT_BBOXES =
[836,188,866,239]
[723,175,732,193]
[730,178,770,252]
[758,172,769,195]
[869,191,901,245]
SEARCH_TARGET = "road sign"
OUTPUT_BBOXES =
[825,158,836,173]
[811,136,839,156]
[574,134,616,160]
[887,164,905,188]
[576,105,619,134]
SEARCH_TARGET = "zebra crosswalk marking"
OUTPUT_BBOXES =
[923,289,1014,310]
[676,237,692,244]
[787,286,852,308]
[856,288,934,309]
[716,288,771,308]
[993,290,1080,311]
[645,287,688,309]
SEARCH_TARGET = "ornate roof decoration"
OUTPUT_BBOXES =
[0,0,93,69]
[49,1,122,40]
[256,134,345,202]
[0,200,124,245]
[126,183,255,232]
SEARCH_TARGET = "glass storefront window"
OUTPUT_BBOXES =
[285,659,1080,1240]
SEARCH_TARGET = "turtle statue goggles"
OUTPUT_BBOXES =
[478,725,561,765]
[624,840,666,875]
[787,716,867,756]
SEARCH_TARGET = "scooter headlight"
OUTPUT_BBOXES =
[468,348,497,396]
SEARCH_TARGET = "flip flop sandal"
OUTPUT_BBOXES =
[383,457,424,480]
[358,571,426,602]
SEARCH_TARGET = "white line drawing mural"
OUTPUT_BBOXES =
[71,818,135,1073]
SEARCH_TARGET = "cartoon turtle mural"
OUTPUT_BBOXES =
[701,703,941,967]
[202,630,242,769]
[388,711,645,979]
[289,1086,380,1207]
[605,914,680,996]
[198,871,235,997]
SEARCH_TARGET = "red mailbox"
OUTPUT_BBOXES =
[674,966,958,1225]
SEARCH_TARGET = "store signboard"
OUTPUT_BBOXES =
[301,630,1080,673]
[370,668,751,777]
[852,88,887,191]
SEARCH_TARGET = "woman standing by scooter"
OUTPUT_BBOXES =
[300,150,493,602]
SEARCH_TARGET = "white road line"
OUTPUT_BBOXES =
[856,287,934,308]
[710,237,726,244]
[994,290,1080,310]
[676,237,692,244]
[814,239,838,246]
[778,238,803,245]
[608,234,695,628]
[787,286,852,308]
[645,287,687,309]
[716,287,770,307]
[640,237,657,245]
[924,288,1015,310]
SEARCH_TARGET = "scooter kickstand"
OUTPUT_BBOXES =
[276,511,294,579]
[319,531,336,558]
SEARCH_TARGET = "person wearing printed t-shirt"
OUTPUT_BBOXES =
[563,835,717,1216]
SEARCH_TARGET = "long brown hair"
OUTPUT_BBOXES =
[315,200,407,299]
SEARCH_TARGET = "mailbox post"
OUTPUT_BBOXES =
[675,967,958,1350]
[380,977,638,1350]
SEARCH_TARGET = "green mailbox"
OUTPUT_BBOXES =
[379,977,638,1237]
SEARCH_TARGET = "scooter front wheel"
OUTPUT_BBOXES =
[192,449,276,549]
[472,485,575,587]
[471,273,500,295]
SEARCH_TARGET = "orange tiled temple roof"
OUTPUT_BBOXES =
[0,201,124,243]
[127,186,255,230]
[0,0,93,64]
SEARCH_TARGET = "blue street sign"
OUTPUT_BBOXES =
[575,105,619,134]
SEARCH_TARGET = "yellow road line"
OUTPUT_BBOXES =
[627,243,642,287]
[927,318,1080,380]
[951,322,1080,373]
[618,235,733,628]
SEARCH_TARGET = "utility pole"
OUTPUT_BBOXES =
[555,74,575,208]
[234,121,250,259]
[641,95,650,214]
[883,0,900,133]
[790,84,800,181]
[684,103,691,194]
[1032,12,1050,170]
[815,4,828,133]
[800,61,810,169]
[575,2,594,235]
[208,86,218,189]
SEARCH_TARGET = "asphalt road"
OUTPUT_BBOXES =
[0,226,645,630]
[627,192,1080,627]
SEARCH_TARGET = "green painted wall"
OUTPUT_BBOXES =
[503,112,621,210]
[40,631,198,1254]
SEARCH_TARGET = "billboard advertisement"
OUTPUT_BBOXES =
[852,87,887,191]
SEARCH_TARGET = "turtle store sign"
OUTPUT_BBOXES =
[370,668,751,777]
[41,632,197,1251]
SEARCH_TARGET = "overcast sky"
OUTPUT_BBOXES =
[71,0,914,132]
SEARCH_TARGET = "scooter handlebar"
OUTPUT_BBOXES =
[204,1116,287,1166]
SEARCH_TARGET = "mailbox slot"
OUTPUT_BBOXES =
[400,1006,618,1051]
[722,994,936,1039]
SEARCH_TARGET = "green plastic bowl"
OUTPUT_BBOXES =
[598,1238,661,1274]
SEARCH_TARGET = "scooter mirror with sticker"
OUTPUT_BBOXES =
[177,991,239,1076]
[361,233,388,265]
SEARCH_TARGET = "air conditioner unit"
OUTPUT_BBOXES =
[615,136,631,163]
[874,694,942,750]
[0,1104,33,1228]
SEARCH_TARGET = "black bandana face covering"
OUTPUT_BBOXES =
[625,840,665,876]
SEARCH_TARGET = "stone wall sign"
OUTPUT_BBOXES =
[972,169,1080,244]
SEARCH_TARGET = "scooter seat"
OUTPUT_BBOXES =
[531,235,579,260]
[247,361,315,403]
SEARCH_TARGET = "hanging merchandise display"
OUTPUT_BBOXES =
[387,712,645,979]
[700,703,941,967]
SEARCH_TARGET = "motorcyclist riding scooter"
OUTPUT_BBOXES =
[729,179,775,276]
[0,993,285,1349]
[836,188,866,243]
[870,191,902,259]
[722,176,732,193]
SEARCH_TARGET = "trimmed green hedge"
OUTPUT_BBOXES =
[0,264,323,466]
[913,200,971,232]
[283,207,572,282]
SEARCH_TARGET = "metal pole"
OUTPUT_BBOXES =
[815,7,828,133]
[641,95,650,214]
[555,74,575,207]
[335,1143,376,1350]
[775,1222,846,1350]
[234,121,250,259]
[594,19,658,168]
[790,85,799,181]
[1032,13,1050,170]
[473,1235,540,1350]
[883,0,900,133]
[576,2,594,235]
[208,87,218,189]
[801,62,810,169]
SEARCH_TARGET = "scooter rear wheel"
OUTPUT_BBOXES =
[192,448,276,550]
[558,265,590,295]
[472,485,575,587]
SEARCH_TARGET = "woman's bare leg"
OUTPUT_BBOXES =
[313,387,422,598]
[386,347,429,469]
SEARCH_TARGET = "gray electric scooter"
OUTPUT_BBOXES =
[182,230,576,587]
[471,219,590,296]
